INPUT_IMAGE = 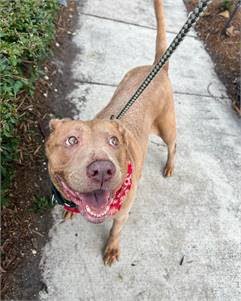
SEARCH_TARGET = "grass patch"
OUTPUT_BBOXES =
[0,0,60,206]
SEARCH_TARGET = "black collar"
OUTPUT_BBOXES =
[51,183,78,209]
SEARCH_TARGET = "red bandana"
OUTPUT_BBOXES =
[63,163,133,215]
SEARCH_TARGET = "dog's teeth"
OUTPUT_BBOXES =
[86,204,110,218]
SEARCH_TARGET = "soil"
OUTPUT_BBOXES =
[1,1,80,299]
[184,0,241,115]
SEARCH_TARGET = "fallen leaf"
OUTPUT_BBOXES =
[219,10,230,18]
[226,25,235,37]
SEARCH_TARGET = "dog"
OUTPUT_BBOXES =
[45,0,176,265]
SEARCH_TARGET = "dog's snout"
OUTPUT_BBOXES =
[87,160,116,183]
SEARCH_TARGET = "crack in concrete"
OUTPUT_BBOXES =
[73,79,229,100]
[79,12,196,38]
[74,79,117,88]
[173,90,229,100]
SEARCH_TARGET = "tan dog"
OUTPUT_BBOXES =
[45,0,176,265]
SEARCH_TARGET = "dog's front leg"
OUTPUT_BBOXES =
[103,184,137,266]
[103,215,128,266]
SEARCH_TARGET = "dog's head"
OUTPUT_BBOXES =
[45,118,135,223]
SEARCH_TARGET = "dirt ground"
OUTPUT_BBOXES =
[1,0,240,299]
[1,1,79,299]
[185,0,241,115]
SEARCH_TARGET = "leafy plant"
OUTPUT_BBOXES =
[0,0,59,206]
[0,0,59,97]
[31,196,54,213]
[0,100,20,206]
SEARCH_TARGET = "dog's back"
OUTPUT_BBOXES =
[97,0,172,134]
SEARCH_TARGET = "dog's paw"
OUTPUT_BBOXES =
[103,241,120,266]
[164,165,174,177]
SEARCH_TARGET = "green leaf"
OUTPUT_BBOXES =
[13,80,24,95]
[0,31,6,38]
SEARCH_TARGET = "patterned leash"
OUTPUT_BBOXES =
[112,0,212,120]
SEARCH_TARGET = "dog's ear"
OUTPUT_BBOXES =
[122,126,136,164]
[49,118,71,132]
[111,120,141,166]
[38,118,68,140]
[49,119,61,132]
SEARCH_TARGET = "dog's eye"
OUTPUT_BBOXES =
[109,136,119,147]
[66,136,78,146]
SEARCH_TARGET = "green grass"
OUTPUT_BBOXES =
[31,195,54,213]
[0,0,60,207]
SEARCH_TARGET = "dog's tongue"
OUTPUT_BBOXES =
[79,190,110,209]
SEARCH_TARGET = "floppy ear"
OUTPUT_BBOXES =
[111,120,142,170]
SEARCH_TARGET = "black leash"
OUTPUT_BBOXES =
[112,0,212,120]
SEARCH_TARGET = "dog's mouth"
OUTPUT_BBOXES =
[58,163,133,224]
[61,181,116,223]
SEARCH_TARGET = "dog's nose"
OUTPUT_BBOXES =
[86,160,116,183]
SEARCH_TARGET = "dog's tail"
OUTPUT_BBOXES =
[154,0,168,71]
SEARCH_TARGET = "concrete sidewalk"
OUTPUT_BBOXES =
[40,1,241,300]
